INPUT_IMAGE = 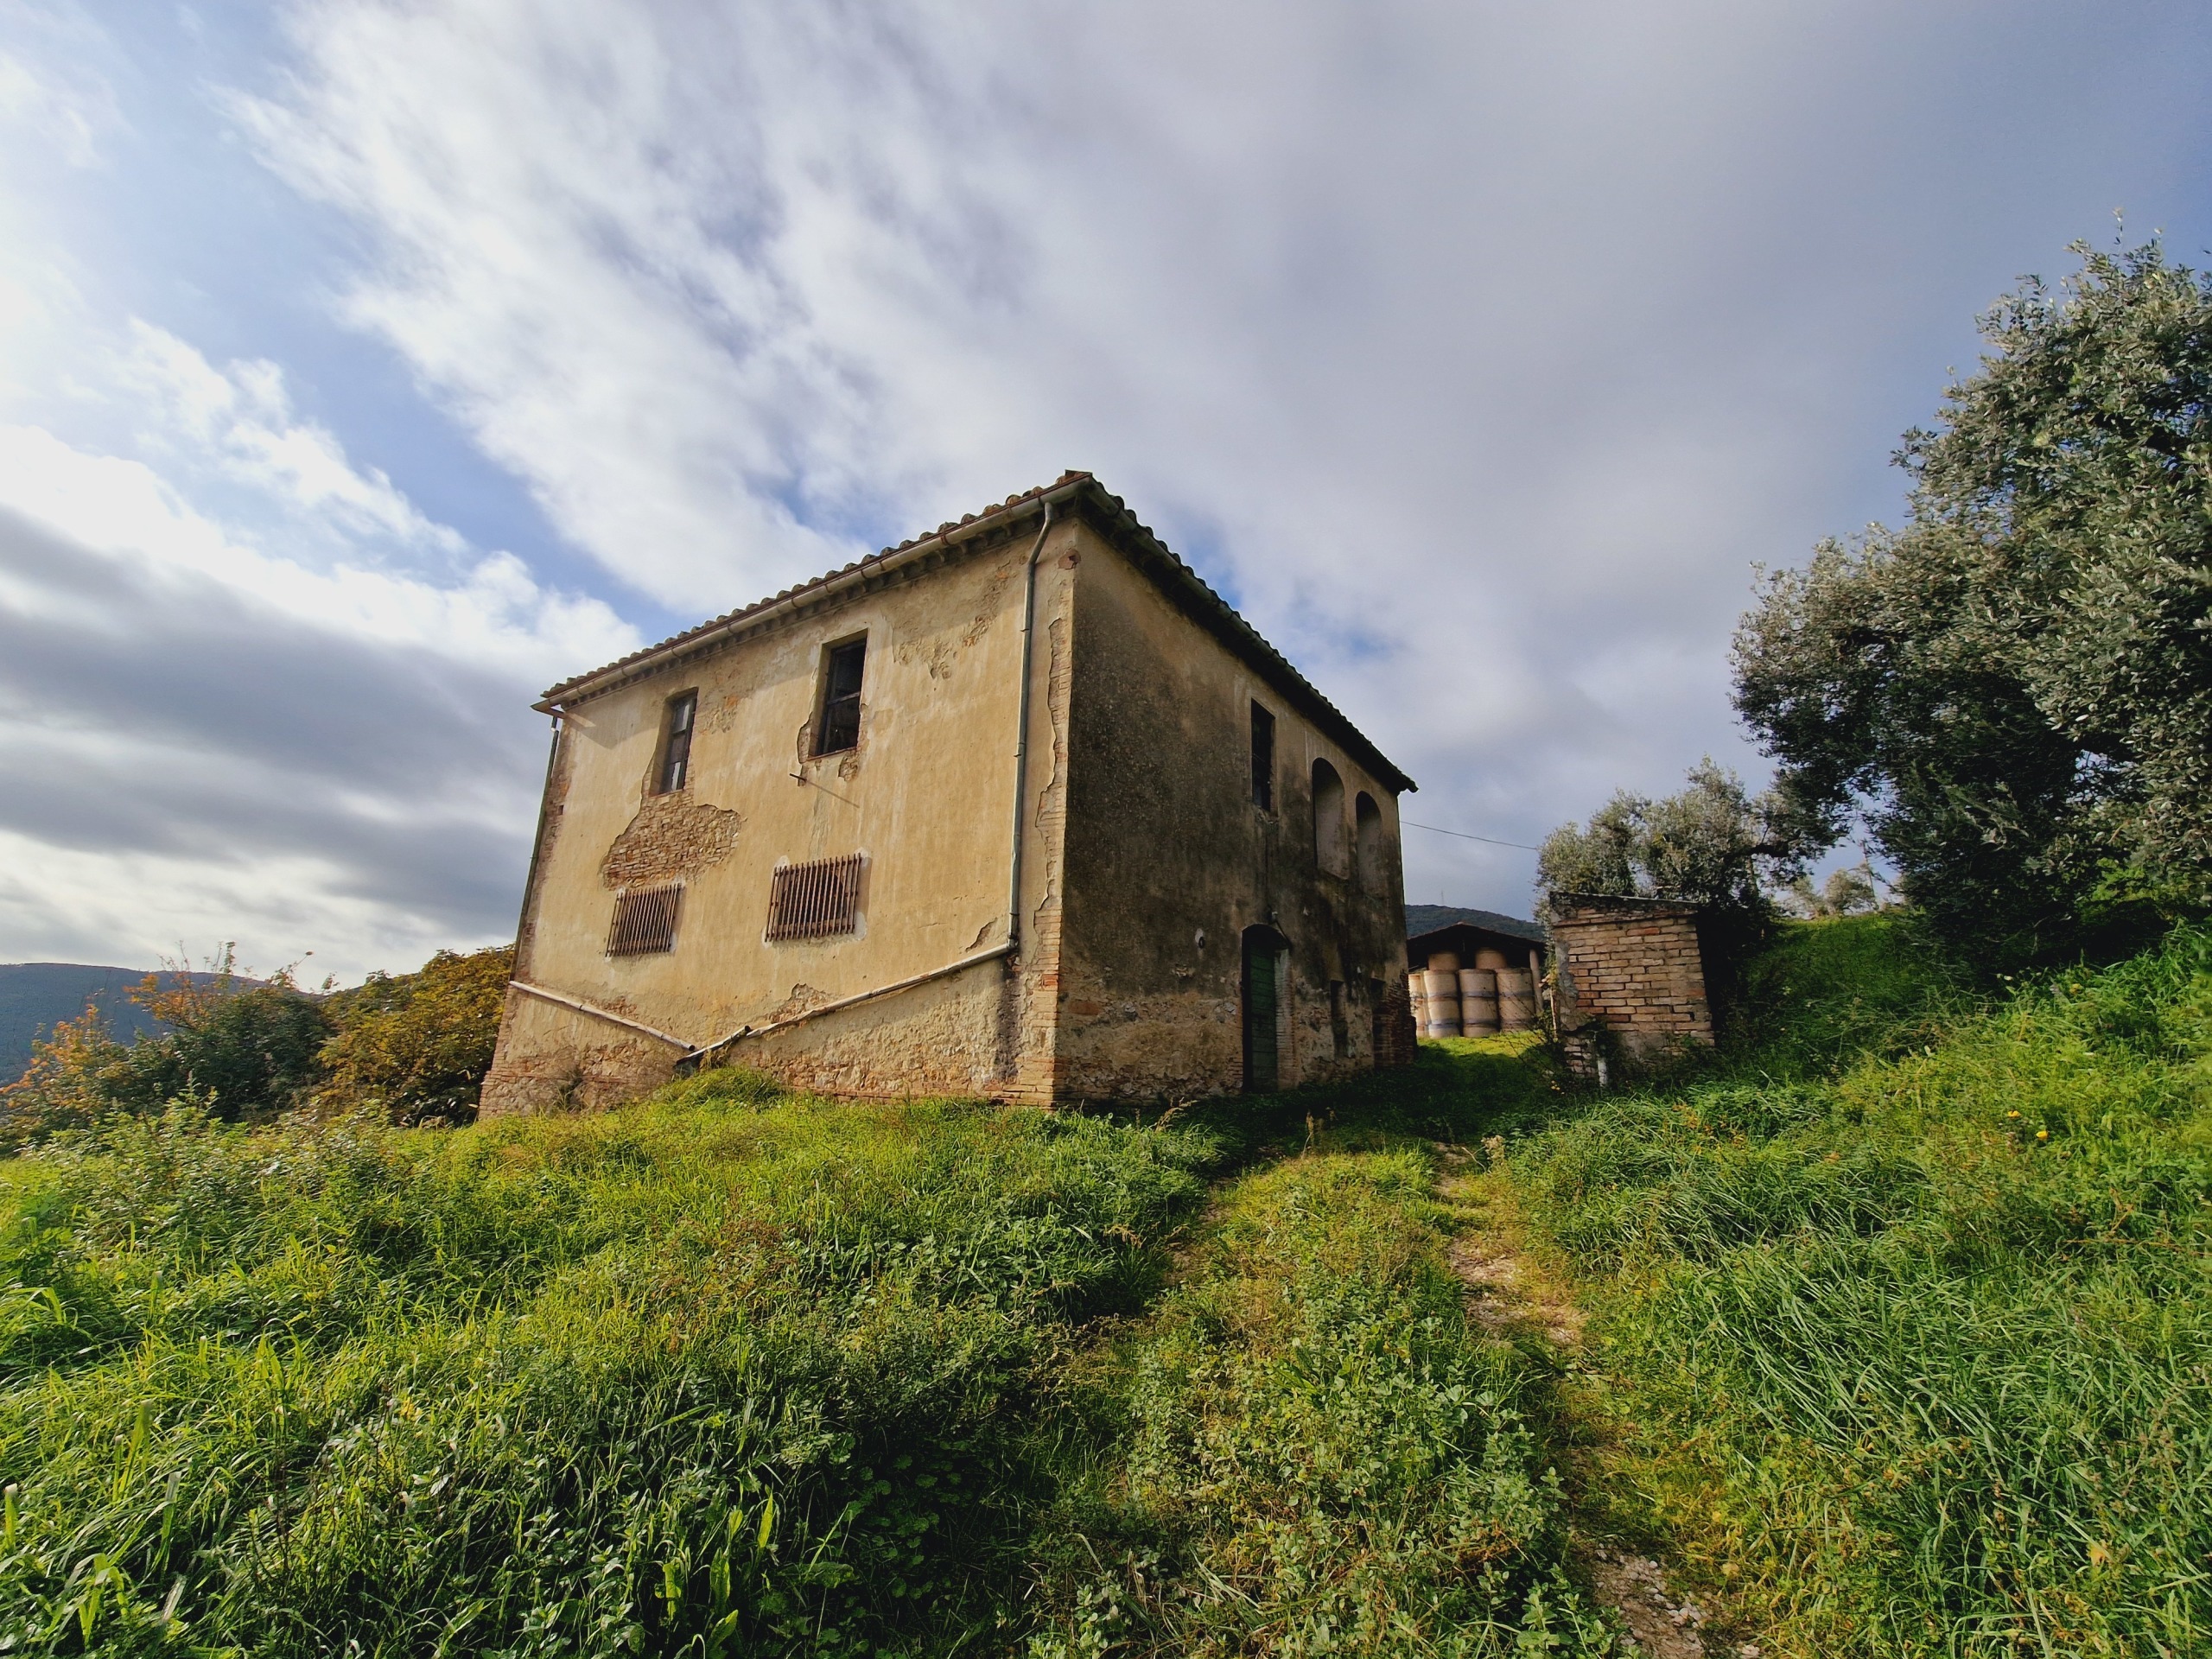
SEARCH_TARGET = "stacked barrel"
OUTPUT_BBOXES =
[1408,944,1542,1039]
[1497,963,1537,1028]
[1414,952,1460,1037]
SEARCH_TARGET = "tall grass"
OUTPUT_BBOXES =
[1512,918,2212,1656]
[1027,1147,1616,1657]
[0,1071,1220,1656]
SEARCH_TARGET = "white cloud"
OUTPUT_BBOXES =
[229,0,2212,918]
[0,314,639,979]
[3,0,2206,978]
[0,2,123,170]
[113,321,462,551]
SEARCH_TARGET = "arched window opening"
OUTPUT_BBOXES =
[1312,759,1348,877]
[1355,792,1384,892]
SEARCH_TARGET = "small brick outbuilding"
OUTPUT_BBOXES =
[1545,893,1713,1077]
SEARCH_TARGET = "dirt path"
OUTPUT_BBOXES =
[1433,1145,1752,1659]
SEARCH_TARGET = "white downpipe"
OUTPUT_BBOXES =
[1005,499,1057,953]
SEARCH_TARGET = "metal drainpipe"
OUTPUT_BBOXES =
[512,713,565,976]
[1005,499,1058,953]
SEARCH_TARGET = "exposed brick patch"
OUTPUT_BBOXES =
[601,794,743,889]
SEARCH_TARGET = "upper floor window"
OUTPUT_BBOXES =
[1313,758,1348,877]
[655,691,697,793]
[1250,702,1275,811]
[815,637,867,756]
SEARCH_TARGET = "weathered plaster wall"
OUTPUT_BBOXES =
[1547,895,1713,1076]
[484,512,1078,1112]
[1053,515,1410,1100]
[727,957,1008,1098]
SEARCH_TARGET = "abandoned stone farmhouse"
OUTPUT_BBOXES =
[482,472,1417,1112]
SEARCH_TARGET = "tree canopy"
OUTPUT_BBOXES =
[1537,760,1783,916]
[1734,240,2212,950]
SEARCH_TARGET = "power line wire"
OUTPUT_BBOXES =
[1401,820,1541,852]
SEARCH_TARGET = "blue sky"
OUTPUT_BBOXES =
[3,0,2210,980]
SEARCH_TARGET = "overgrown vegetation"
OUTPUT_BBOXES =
[0,945,512,1147]
[0,1076,1221,1655]
[318,946,514,1122]
[11,907,2211,1656]
[1509,916,2212,1656]
[1028,1143,1611,1656]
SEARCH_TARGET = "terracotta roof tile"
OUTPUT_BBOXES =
[536,471,1414,793]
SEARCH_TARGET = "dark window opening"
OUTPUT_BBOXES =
[657,690,697,793]
[768,852,865,941]
[1355,791,1384,891]
[609,884,683,956]
[815,638,867,756]
[1250,702,1275,811]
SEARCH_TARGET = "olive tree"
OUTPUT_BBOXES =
[1734,239,2212,951]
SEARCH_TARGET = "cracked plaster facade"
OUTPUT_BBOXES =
[483,476,1414,1112]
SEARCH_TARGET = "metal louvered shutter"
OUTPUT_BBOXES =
[766,854,864,941]
[607,884,683,956]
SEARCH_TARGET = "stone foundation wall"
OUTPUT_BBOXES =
[731,957,1020,1100]
[479,988,683,1116]
[480,957,1027,1116]
[1547,895,1713,1077]
[1373,979,1419,1069]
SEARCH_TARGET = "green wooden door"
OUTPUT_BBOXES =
[1243,934,1278,1093]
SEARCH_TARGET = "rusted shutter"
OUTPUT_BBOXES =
[607,883,683,956]
[766,853,864,941]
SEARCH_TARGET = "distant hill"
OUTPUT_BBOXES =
[0,964,240,1084]
[1404,905,1544,944]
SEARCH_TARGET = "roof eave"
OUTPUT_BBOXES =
[531,474,1415,798]
[533,476,1090,714]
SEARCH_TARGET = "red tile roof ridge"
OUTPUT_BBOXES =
[535,470,1414,794]
[537,471,1089,708]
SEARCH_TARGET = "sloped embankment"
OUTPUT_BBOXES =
[1027,1146,1617,1656]
[0,1072,1218,1655]
[1510,920,2212,1656]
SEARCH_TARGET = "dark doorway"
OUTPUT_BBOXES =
[1242,925,1286,1093]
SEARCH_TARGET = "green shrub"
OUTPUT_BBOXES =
[318,944,514,1122]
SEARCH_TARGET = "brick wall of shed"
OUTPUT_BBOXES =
[1548,899,1713,1077]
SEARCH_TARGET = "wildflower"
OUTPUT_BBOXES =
[2006,1110,2020,1119]
[2036,1129,2049,1141]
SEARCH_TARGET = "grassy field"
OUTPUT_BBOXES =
[7,916,2207,1656]
[1,1072,1220,1655]
[1509,918,2212,1657]
[1024,1141,1611,1657]
[0,1046,1608,1656]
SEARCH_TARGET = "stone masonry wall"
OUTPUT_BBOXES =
[1548,895,1713,1077]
